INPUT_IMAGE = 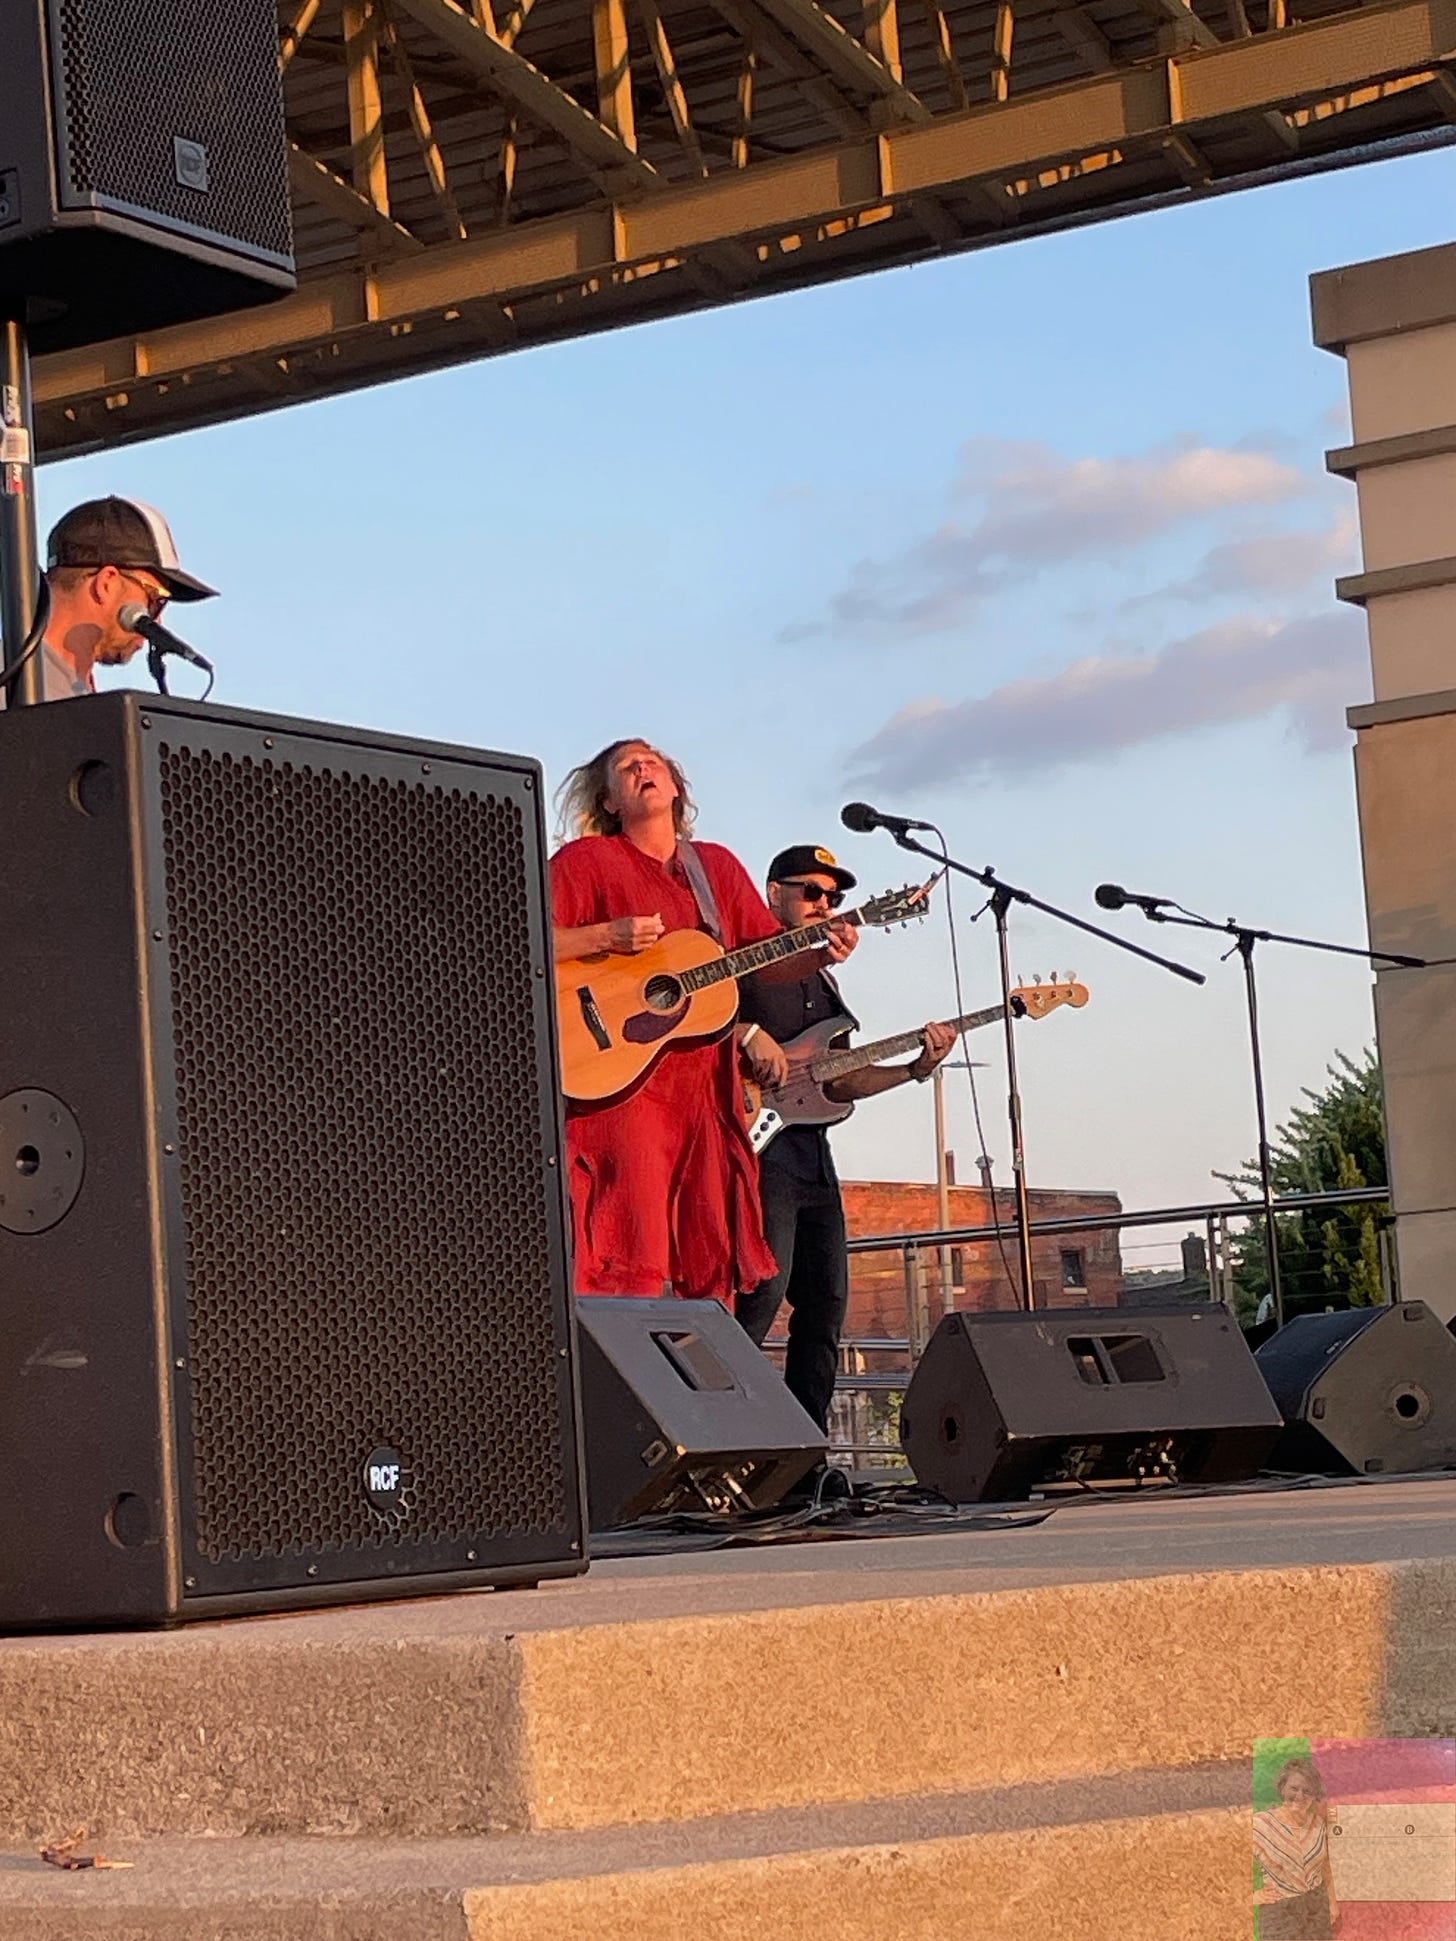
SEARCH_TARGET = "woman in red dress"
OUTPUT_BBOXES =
[551,739,854,1305]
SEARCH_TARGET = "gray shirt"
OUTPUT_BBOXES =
[0,643,92,707]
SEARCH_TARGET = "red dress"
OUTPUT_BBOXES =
[550,835,780,1304]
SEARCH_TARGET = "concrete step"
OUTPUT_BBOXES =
[2,1482,1455,1843]
[0,1767,1252,1940]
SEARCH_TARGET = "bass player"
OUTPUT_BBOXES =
[734,845,955,1432]
[550,743,856,1303]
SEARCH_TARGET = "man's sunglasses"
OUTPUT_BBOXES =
[777,879,846,910]
[112,569,170,616]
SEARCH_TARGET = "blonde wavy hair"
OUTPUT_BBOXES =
[554,739,697,842]
[1275,1759,1326,1805]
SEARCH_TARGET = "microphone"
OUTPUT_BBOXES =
[841,801,936,837]
[1095,882,1172,914]
[118,604,214,673]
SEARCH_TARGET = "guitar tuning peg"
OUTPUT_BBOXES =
[1033,972,1043,985]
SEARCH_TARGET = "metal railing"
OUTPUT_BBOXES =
[762,1187,1392,1462]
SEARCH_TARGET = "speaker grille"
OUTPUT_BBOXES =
[53,0,292,260]
[158,743,569,1566]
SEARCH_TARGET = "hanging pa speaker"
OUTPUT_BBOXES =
[0,692,584,1626]
[1255,1301,1456,1476]
[0,0,294,352]
[575,1297,826,1528]
[900,1304,1282,1503]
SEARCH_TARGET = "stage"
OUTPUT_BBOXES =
[2,1472,1454,1937]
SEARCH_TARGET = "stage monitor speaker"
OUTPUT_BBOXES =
[1255,1301,1456,1476]
[900,1303,1282,1503]
[0,693,584,1627]
[0,0,295,353]
[575,1297,826,1528]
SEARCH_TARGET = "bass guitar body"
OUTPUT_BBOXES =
[556,930,740,1102]
[741,1015,855,1149]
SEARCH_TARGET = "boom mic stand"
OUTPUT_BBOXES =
[1114,900,1423,1329]
[866,827,1206,1311]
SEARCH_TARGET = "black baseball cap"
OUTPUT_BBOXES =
[767,844,857,892]
[46,496,218,602]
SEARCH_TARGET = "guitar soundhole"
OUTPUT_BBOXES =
[644,973,684,1013]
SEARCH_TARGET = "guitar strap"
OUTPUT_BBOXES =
[675,840,723,943]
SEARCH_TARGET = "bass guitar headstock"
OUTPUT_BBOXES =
[1010,973,1090,1019]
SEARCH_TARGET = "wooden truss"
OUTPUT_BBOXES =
[32,0,1456,455]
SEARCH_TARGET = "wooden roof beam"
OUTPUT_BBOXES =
[281,0,326,67]
[287,143,425,252]
[343,0,391,214]
[389,0,658,189]
[1135,0,1217,47]
[635,0,710,175]
[745,0,931,121]
[709,0,869,139]
[1139,0,1294,144]
[1047,3,1115,74]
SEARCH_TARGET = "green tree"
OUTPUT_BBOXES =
[1214,1048,1390,1317]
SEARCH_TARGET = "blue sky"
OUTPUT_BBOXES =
[40,144,1455,1218]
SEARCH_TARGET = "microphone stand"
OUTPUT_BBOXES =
[873,830,1206,1312]
[1124,904,1423,1329]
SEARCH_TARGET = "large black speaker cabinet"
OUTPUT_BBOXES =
[0,693,585,1626]
[900,1304,1282,1503]
[575,1297,826,1528]
[1255,1301,1456,1476]
[0,0,295,353]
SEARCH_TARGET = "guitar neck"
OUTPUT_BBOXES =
[679,908,863,994]
[811,1004,1005,1081]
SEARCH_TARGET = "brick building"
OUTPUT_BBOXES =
[838,1180,1123,1341]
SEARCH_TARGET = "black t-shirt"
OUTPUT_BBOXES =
[738,966,858,1184]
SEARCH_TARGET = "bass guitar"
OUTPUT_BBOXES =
[557,881,934,1102]
[743,976,1089,1154]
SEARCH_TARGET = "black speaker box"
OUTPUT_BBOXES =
[575,1297,826,1528]
[0,693,585,1626]
[1255,1301,1456,1476]
[0,0,294,352]
[900,1303,1282,1503]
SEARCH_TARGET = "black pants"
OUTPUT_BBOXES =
[735,1163,847,1432]
[1257,1887,1332,1939]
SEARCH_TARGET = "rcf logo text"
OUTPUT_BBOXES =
[363,1446,406,1510]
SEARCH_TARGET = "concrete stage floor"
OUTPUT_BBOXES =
[1,1473,1454,1938]
[583,1470,1456,1604]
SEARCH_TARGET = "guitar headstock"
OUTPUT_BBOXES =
[856,874,940,930]
[1010,973,1090,1019]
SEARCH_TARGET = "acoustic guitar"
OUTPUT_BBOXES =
[742,976,1089,1153]
[557,881,934,1102]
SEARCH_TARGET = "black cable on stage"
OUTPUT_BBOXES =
[924,822,1021,1300]
[0,574,50,696]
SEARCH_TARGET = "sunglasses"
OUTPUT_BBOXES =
[778,879,845,910]
[113,569,170,616]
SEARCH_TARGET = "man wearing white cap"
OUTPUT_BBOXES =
[15,495,218,701]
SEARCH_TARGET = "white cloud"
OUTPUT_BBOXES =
[847,609,1367,792]
[1125,511,1358,607]
[782,436,1312,642]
